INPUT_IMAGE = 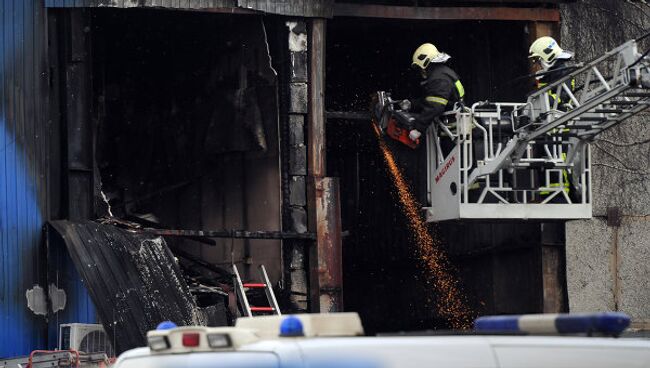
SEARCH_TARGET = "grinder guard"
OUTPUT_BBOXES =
[371,91,420,149]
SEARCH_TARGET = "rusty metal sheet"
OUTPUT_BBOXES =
[334,4,560,22]
[309,177,343,313]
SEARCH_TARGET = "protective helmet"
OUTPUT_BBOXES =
[412,43,451,70]
[529,36,573,68]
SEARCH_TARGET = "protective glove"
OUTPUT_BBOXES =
[409,129,422,141]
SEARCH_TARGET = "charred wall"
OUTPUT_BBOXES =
[89,9,283,284]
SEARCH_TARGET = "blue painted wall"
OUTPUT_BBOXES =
[46,236,98,350]
[1,1,96,357]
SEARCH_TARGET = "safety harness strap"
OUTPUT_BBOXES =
[455,80,465,99]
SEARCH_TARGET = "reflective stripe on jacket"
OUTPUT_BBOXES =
[414,64,464,131]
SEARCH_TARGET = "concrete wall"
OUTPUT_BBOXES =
[561,1,650,327]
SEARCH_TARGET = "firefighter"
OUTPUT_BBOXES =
[529,36,576,200]
[408,43,465,142]
[529,36,576,105]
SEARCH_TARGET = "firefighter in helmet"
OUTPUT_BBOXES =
[529,36,577,200]
[408,43,465,142]
[529,36,576,104]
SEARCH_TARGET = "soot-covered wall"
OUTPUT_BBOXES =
[91,9,282,283]
[326,18,546,332]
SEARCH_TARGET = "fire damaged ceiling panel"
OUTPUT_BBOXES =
[48,220,225,354]
[44,0,237,9]
[44,0,335,17]
[236,0,334,17]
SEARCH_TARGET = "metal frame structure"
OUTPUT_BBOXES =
[423,38,650,221]
[1,350,109,368]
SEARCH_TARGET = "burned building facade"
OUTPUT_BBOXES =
[3,0,648,358]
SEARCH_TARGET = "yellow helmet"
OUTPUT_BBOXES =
[529,36,564,64]
[412,43,450,70]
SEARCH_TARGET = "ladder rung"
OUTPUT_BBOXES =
[610,101,637,105]
[243,283,267,288]
[250,306,275,312]
[563,124,604,129]
[530,139,575,145]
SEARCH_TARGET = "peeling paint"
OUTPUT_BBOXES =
[48,284,67,314]
[319,295,334,313]
[286,21,308,52]
[26,285,47,316]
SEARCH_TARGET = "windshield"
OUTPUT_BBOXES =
[117,352,279,368]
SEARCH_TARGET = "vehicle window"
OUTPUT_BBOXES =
[117,352,279,368]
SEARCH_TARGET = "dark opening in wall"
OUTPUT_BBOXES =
[89,9,283,288]
[326,18,546,333]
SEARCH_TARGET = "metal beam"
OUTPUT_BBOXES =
[333,3,560,22]
[326,111,371,121]
[141,228,316,240]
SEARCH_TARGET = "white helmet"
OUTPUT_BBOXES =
[411,43,451,71]
[529,36,573,69]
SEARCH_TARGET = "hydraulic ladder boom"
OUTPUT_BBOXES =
[467,38,650,187]
[372,36,650,221]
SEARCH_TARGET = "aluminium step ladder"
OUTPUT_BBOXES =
[232,264,281,317]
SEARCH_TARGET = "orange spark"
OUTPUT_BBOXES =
[373,123,473,329]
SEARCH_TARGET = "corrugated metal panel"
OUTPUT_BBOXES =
[49,221,223,354]
[46,225,97,350]
[43,0,335,17]
[1,1,96,357]
[0,0,48,358]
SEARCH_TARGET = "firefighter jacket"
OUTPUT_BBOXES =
[413,64,465,132]
[537,58,577,105]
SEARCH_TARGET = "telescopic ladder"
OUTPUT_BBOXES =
[467,38,650,187]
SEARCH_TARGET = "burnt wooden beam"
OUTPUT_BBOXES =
[334,3,560,22]
[308,18,327,178]
[141,228,316,240]
[201,7,260,15]
[307,18,344,313]
[326,111,371,121]
[169,247,231,277]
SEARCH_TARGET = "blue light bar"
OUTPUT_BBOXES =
[156,321,178,330]
[280,316,305,337]
[474,312,630,336]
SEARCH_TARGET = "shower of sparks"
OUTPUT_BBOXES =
[372,123,473,329]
